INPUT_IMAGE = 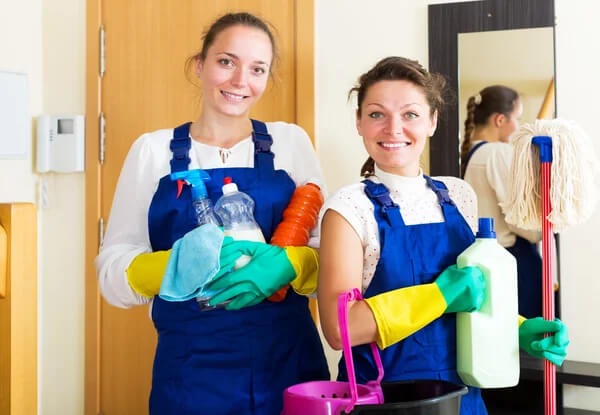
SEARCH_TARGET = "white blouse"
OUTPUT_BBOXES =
[320,165,478,292]
[464,141,540,248]
[95,121,326,308]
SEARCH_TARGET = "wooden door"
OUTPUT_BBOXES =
[85,1,314,414]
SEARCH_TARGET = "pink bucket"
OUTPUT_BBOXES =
[281,288,384,415]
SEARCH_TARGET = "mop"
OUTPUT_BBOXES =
[501,118,600,415]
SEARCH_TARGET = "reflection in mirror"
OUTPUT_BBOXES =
[458,27,555,147]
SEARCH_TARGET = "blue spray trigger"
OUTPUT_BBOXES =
[170,169,211,200]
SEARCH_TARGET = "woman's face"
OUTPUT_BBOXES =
[196,25,272,118]
[356,80,437,177]
[499,99,523,143]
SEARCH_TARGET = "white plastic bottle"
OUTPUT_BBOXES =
[214,177,265,269]
[456,217,520,388]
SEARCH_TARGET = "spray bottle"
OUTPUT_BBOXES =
[214,177,265,269]
[456,217,520,388]
[170,169,221,227]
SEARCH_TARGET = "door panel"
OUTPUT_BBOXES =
[99,1,297,413]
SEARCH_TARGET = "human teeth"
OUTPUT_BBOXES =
[381,142,408,148]
[222,91,245,101]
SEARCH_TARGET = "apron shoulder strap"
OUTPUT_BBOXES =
[462,141,488,176]
[362,180,404,226]
[251,119,275,171]
[424,175,455,207]
[169,122,192,173]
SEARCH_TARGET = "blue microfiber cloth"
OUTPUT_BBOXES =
[159,223,224,302]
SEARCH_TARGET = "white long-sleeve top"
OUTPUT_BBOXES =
[464,141,541,248]
[95,121,326,309]
[320,165,478,293]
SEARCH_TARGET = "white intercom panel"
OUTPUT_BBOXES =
[37,115,85,173]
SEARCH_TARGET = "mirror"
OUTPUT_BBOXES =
[458,27,555,139]
[427,0,555,176]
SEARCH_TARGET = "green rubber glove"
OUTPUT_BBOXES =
[434,265,485,313]
[519,317,569,366]
[206,240,296,310]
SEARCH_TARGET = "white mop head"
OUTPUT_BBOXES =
[501,119,600,232]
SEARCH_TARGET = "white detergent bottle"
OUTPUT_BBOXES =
[214,177,265,269]
[456,217,520,388]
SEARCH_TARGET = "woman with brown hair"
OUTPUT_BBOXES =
[317,59,568,414]
[95,12,329,414]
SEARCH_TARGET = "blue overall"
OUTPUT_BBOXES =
[338,177,488,414]
[465,142,542,318]
[146,120,329,415]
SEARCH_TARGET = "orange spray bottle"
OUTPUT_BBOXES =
[268,182,324,302]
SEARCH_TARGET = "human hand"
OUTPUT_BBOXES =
[434,265,485,313]
[519,317,569,366]
[206,240,296,310]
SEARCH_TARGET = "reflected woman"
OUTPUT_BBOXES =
[460,85,542,318]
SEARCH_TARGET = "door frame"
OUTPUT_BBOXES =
[84,2,315,413]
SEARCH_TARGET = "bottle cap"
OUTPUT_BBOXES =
[222,176,238,194]
[476,217,496,238]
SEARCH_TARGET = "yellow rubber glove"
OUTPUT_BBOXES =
[126,250,171,298]
[364,283,447,349]
[286,246,319,296]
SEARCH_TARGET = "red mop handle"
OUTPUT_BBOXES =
[533,136,556,415]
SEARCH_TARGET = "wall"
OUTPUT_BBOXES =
[0,0,41,203]
[39,0,86,413]
[0,0,85,414]
[555,0,600,410]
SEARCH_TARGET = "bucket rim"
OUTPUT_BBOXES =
[284,380,380,401]
[353,379,468,410]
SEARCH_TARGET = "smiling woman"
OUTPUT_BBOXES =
[94,11,329,415]
[356,79,438,177]
[317,56,488,413]
[317,56,569,415]
[193,25,273,123]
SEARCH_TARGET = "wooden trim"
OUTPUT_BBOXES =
[428,0,555,177]
[0,224,6,298]
[537,77,555,119]
[294,0,318,322]
[0,203,37,414]
[295,0,315,145]
[84,0,101,413]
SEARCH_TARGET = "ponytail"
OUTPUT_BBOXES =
[460,96,478,178]
[361,157,375,177]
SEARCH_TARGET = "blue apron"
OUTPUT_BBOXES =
[338,177,487,415]
[465,142,542,318]
[147,120,329,415]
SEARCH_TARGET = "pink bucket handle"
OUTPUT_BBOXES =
[338,288,384,414]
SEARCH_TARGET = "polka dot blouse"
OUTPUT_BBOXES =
[319,165,478,293]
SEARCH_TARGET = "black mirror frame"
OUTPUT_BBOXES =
[428,0,555,177]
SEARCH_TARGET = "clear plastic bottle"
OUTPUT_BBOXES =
[170,169,221,227]
[456,217,520,388]
[192,197,221,227]
[214,177,265,269]
[171,169,222,308]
